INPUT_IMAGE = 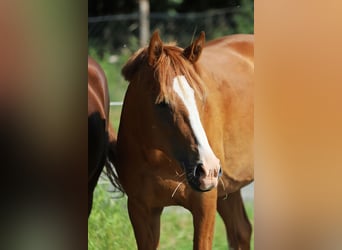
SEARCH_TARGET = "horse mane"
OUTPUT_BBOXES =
[122,42,206,105]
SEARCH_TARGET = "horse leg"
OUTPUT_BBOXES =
[127,198,163,250]
[217,190,252,250]
[189,192,217,250]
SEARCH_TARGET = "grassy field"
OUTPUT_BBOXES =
[88,181,254,250]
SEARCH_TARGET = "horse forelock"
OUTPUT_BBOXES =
[121,43,206,106]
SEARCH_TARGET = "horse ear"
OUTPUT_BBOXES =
[148,30,163,66]
[183,31,205,63]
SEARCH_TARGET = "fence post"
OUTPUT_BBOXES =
[139,0,150,47]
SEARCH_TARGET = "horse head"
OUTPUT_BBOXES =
[121,31,222,192]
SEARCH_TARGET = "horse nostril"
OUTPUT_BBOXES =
[218,167,222,177]
[193,163,205,177]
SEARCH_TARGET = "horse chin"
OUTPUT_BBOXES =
[187,178,214,193]
[188,182,210,192]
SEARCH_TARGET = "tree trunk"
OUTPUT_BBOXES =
[139,0,150,47]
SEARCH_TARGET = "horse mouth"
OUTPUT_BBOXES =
[186,174,208,192]
[189,181,213,192]
[186,175,218,192]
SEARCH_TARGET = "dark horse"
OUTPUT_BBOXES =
[113,31,254,249]
[88,56,120,217]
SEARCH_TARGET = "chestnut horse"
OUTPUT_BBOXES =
[88,56,120,217]
[115,31,253,249]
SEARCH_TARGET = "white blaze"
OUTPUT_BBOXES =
[172,75,219,175]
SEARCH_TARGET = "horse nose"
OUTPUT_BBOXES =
[193,163,221,178]
[193,162,220,191]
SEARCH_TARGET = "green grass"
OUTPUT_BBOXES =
[88,182,254,250]
[109,105,122,132]
[88,182,136,250]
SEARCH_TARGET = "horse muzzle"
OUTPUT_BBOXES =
[190,162,222,192]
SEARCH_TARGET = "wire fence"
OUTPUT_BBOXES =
[110,102,123,106]
[88,7,253,57]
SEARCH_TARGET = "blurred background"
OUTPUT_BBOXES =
[89,0,253,56]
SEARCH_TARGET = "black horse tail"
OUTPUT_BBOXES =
[103,127,125,194]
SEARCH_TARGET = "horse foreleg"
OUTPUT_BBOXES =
[189,192,217,250]
[217,190,252,250]
[128,198,163,250]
